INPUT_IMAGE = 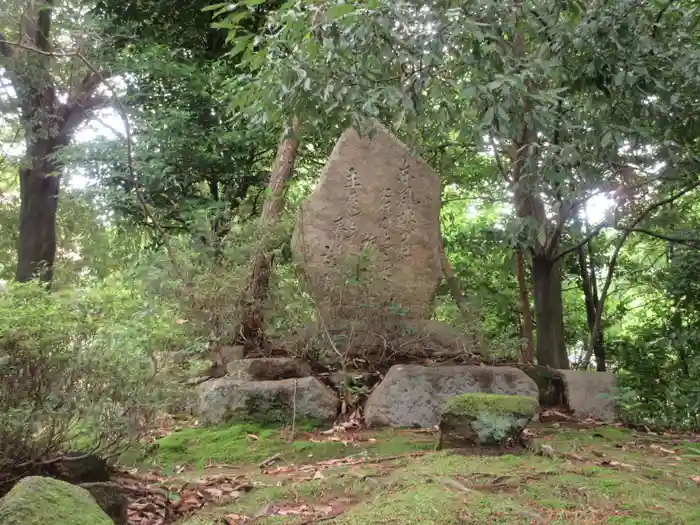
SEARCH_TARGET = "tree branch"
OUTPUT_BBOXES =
[616,226,700,249]
[554,221,609,262]
[580,178,700,368]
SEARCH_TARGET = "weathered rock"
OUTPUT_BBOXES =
[329,370,380,390]
[0,476,113,525]
[54,452,110,484]
[557,370,617,421]
[437,393,538,449]
[291,124,443,320]
[196,377,339,425]
[520,365,566,406]
[365,365,539,428]
[215,345,245,364]
[225,358,312,381]
[79,483,128,525]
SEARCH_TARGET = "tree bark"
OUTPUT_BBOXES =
[438,234,484,352]
[531,253,569,369]
[3,2,107,284]
[15,135,66,283]
[515,247,534,364]
[239,119,300,351]
[577,243,606,371]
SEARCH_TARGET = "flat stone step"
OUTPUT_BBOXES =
[225,357,312,381]
[196,376,338,425]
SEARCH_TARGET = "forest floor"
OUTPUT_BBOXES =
[117,420,700,525]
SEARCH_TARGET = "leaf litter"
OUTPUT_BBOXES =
[116,469,254,524]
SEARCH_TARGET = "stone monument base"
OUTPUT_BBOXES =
[288,317,487,368]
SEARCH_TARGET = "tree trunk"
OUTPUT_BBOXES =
[15,135,65,284]
[4,2,106,284]
[587,242,606,371]
[438,235,484,352]
[577,243,606,371]
[239,119,300,352]
[515,247,534,364]
[531,253,569,369]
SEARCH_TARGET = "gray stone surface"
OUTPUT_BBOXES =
[291,123,443,319]
[365,365,539,428]
[558,370,617,422]
[79,483,128,525]
[225,358,312,381]
[196,376,338,425]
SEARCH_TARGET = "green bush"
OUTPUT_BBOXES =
[0,277,187,484]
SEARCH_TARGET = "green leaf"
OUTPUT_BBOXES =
[482,106,495,127]
[537,225,547,247]
[202,2,230,12]
[601,131,613,149]
[326,3,356,20]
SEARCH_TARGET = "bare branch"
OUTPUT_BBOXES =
[580,178,700,368]
[554,221,610,262]
[616,226,700,249]
[488,134,510,183]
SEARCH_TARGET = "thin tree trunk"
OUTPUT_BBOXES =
[587,241,606,371]
[438,235,484,352]
[515,246,534,364]
[239,119,300,352]
[531,254,569,369]
[577,243,606,371]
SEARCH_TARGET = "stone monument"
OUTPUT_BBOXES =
[291,123,443,319]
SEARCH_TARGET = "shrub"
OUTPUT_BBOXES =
[288,249,482,371]
[0,277,187,487]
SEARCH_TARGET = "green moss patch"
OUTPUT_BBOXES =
[123,423,436,472]
[0,477,113,525]
[132,424,700,525]
[443,393,538,417]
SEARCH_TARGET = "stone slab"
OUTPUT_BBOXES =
[365,364,539,428]
[225,358,312,381]
[196,376,338,425]
[557,370,617,422]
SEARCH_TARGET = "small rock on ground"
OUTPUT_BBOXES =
[557,370,617,422]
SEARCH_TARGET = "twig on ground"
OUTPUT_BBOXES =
[258,453,281,469]
[440,476,473,493]
[289,378,298,443]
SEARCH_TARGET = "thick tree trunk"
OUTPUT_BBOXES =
[515,247,534,364]
[5,1,106,284]
[531,253,569,369]
[16,137,64,284]
[239,119,300,352]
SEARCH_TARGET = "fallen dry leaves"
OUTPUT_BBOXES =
[262,450,429,476]
[222,500,350,525]
[115,469,253,525]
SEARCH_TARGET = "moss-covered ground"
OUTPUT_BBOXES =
[120,422,700,525]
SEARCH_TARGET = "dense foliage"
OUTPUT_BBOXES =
[0,278,186,483]
[1,0,700,461]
